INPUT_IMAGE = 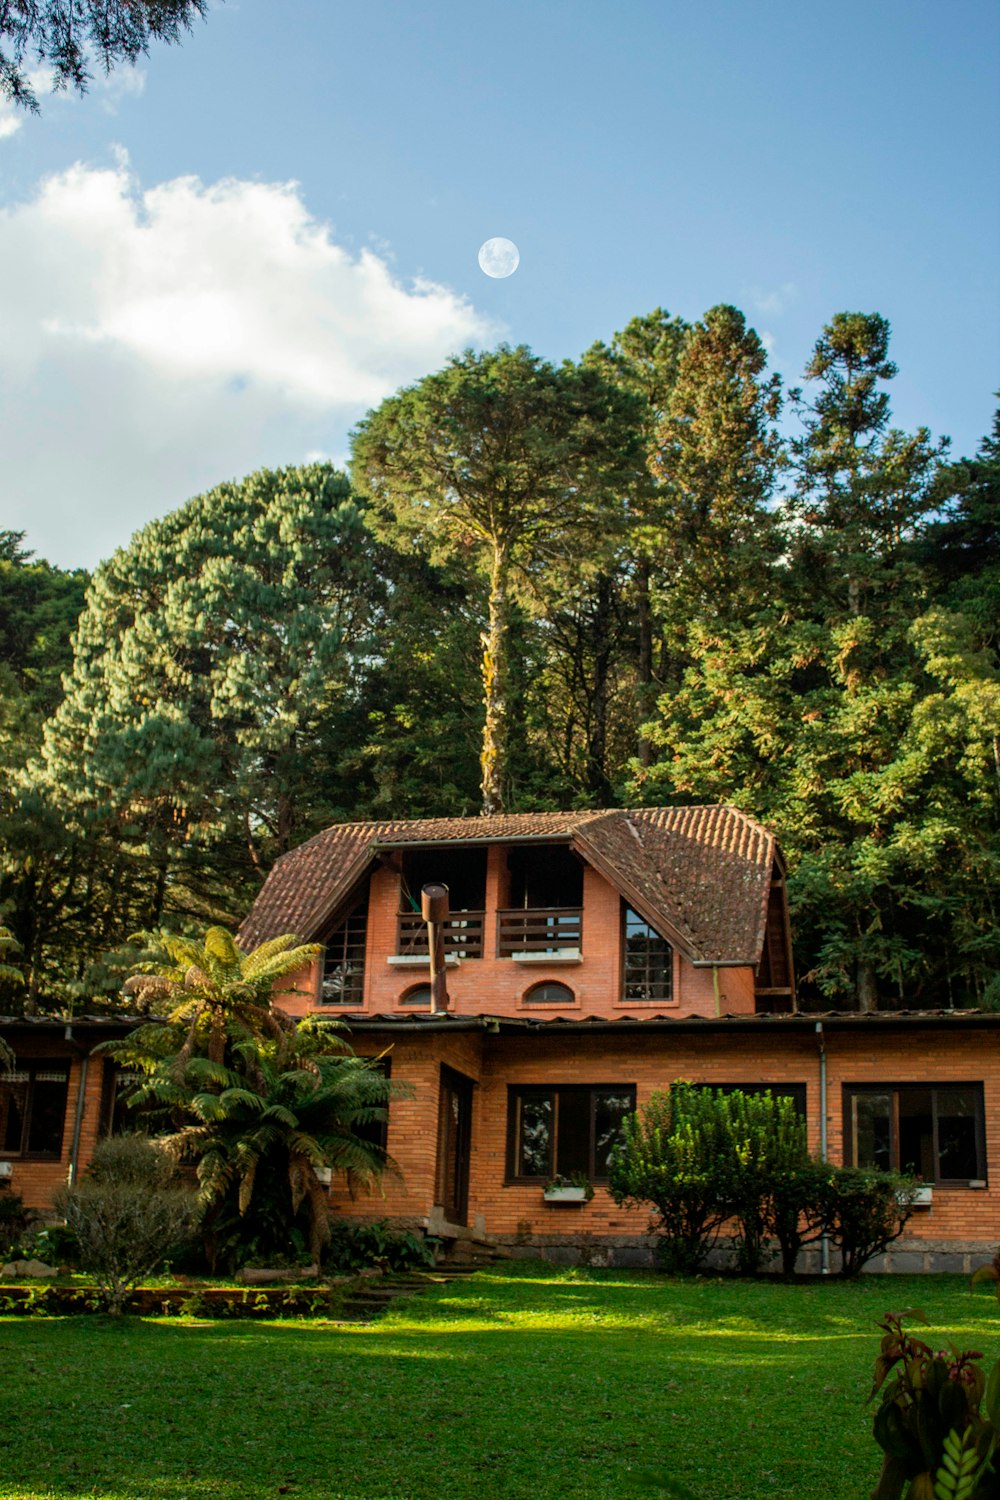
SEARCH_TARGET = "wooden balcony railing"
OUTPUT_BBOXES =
[396,911,485,960]
[496,907,583,958]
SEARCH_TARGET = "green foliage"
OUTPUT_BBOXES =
[869,1311,1000,1500]
[323,1219,437,1273]
[1,0,208,109]
[352,343,644,812]
[609,1084,910,1275]
[106,927,398,1270]
[55,1135,194,1315]
[0,1186,28,1253]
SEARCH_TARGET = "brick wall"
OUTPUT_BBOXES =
[0,1033,110,1212]
[276,849,757,1022]
[326,1023,1000,1250]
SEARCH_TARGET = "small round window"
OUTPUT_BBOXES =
[522,981,575,1006]
[399,984,432,1008]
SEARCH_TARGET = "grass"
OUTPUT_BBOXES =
[1,1264,999,1500]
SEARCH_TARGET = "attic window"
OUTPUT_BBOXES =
[321,897,368,1007]
[621,905,673,1004]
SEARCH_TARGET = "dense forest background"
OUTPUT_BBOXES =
[1,304,997,1015]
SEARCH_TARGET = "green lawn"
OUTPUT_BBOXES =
[2,1265,998,1500]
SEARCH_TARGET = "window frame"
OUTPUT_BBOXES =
[0,1060,71,1160]
[843,1082,986,1187]
[505,1083,636,1185]
[619,903,676,1006]
[320,895,369,1008]
[520,980,576,1008]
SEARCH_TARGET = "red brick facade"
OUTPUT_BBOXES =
[4,815,995,1273]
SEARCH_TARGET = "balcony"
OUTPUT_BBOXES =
[395,911,485,961]
[497,908,583,961]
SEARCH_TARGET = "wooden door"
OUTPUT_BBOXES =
[437,1065,474,1226]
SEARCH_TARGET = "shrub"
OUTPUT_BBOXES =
[609,1084,913,1276]
[608,1084,737,1273]
[824,1167,913,1279]
[55,1135,194,1315]
[0,1187,28,1256]
[323,1219,437,1274]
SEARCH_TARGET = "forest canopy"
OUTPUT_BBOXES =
[0,305,996,1016]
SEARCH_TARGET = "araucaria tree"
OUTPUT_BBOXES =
[352,345,643,814]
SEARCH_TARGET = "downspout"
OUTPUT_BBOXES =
[816,1021,829,1275]
[712,966,721,1019]
[65,1026,89,1189]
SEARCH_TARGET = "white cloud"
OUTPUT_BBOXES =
[751,282,799,318]
[0,158,497,567]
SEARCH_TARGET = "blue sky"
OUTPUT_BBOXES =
[1,0,997,568]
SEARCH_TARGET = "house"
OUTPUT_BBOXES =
[3,804,996,1272]
[234,807,999,1272]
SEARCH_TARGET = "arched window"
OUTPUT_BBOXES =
[522,981,575,1006]
[398,984,432,1008]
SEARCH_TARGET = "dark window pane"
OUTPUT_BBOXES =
[936,1088,980,1180]
[852,1092,892,1172]
[623,906,673,1002]
[322,901,368,1006]
[1,1071,28,1153]
[594,1092,633,1176]
[25,1071,68,1156]
[518,1093,553,1177]
[399,985,432,1008]
[523,982,574,1005]
[555,1090,590,1178]
[898,1088,934,1180]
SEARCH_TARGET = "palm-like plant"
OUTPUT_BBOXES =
[107,928,399,1268]
[122,926,320,1069]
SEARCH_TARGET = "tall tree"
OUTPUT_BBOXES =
[789,312,945,621]
[648,304,784,626]
[5,465,377,1006]
[352,345,643,814]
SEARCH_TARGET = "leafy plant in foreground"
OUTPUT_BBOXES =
[869,1310,1000,1500]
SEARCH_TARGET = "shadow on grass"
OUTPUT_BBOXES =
[1,1271,997,1500]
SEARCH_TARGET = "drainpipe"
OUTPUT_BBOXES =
[712,966,722,1019]
[66,1026,89,1188]
[816,1021,829,1275]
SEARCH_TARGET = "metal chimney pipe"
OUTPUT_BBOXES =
[421,883,451,1014]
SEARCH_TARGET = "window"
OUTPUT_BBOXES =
[1,1063,70,1158]
[506,1084,635,1182]
[398,984,432,1008]
[521,981,575,1007]
[321,898,368,1006]
[844,1085,985,1185]
[622,905,673,1003]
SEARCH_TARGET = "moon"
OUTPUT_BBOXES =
[478,237,520,278]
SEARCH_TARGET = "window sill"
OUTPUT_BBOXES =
[387,954,460,969]
[510,949,582,965]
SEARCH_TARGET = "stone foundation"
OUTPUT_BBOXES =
[497,1233,1000,1275]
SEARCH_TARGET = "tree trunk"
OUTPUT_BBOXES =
[636,557,653,768]
[480,544,510,815]
[584,572,615,803]
[857,958,878,1013]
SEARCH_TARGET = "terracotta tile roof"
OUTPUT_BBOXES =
[239,805,776,964]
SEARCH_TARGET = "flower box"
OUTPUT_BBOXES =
[898,1184,933,1207]
[543,1186,587,1204]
